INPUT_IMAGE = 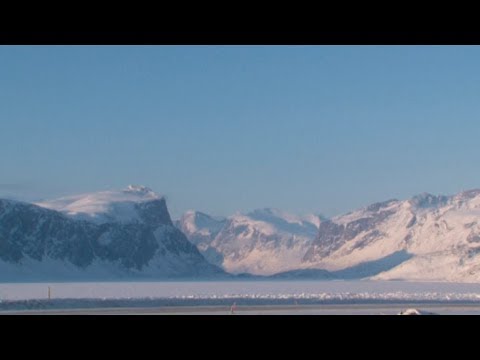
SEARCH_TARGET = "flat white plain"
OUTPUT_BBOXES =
[2,280,480,302]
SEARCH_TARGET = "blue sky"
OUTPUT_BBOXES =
[1,46,480,218]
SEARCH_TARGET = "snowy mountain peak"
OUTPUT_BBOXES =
[180,210,226,228]
[248,208,299,223]
[177,208,322,275]
[409,192,449,209]
[123,185,157,197]
[365,199,399,213]
[247,208,322,229]
[176,211,226,245]
[35,186,164,225]
[456,189,480,200]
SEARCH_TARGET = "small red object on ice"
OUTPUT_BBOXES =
[230,302,237,314]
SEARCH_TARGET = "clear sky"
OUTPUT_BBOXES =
[1,45,480,218]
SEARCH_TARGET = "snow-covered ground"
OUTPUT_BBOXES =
[5,304,480,315]
[2,280,480,302]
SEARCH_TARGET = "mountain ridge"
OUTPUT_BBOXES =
[178,189,480,282]
[176,208,323,275]
[5,186,480,282]
[0,187,224,281]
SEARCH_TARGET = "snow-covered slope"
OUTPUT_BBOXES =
[178,189,480,282]
[176,210,227,246]
[35,185,161,224]
[0,187,223,281]
[177,208,323,275]
[7,184,480,282]
[301,190,480,282]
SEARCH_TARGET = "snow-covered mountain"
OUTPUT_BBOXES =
[0,186,223,281]
[35,185,162,224]
[176,208,323,275]
[301,190,480,282]
[178,189,480,282]
[5,184,480,282]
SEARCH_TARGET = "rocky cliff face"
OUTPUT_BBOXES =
[0,187,223,281]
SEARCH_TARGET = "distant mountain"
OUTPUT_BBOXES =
[0,186,223,281]
[35,185,163,225]
[176,208,324,275]
[179,189,480,282]
[302,190,480,282]
[6,184,480,282]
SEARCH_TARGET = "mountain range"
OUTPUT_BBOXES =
[2,185,480,282]
[178,190,480,282]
